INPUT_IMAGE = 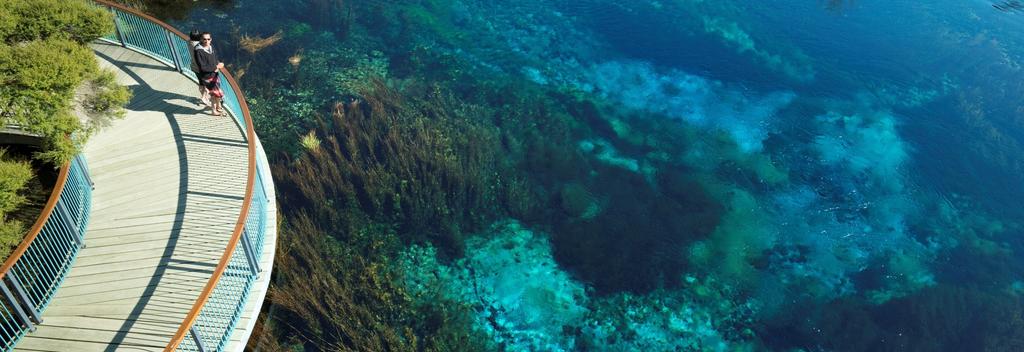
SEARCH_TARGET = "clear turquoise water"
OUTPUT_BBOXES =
[169,0,1024,350]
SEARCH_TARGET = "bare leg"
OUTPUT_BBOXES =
[211,96,223,115]
[198,84,210,106]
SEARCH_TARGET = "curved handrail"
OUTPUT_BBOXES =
[0,154,92,350]
[99,1,189,40]
[163,41,259,352]
[0,163,71,280]
[91,1,265,350]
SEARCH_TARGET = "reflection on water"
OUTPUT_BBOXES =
[126,0,232,21]
[150,0,1024,350]
[993,0,1024,12]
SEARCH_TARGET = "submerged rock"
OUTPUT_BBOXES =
[399,220,589,351]
[559,183,602,219]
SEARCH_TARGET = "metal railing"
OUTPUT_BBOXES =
[0,156,92,351]
[93,1,272,351]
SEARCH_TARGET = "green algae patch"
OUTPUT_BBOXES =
[691,188,774,285]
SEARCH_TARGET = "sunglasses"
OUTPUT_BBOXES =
[201,38,212,41]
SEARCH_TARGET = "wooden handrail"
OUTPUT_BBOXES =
[89,1,260,349]
[163,54,259,352]
[0,163,72,281]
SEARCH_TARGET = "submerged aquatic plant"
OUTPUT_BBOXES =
[239,30,283,54]
[299,129,321,153]
[254,79,526,350]
[765,286,1024,352]
[281,80,523,254]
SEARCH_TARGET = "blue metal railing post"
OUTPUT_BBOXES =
[0,283,33,333]
[75,155,95,190]
[189,326,207,352]
[55,201,85,249]
[5,276,40,325]
[164,31,183,73]
[110,8,126,47]
[240,232,259,276]
[0,156,92,349]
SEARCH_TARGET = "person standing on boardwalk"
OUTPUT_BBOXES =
[194,32,225,116]
[188,30,210,107]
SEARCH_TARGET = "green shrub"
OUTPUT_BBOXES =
[0,39,96,164]
[0,149,31,259]
[0,7,16,42]
[0,0,130,165]
[0,0,113,44]
[0,39,95,94]
[79,69,132,132]
[0,149,32,216]
[0,218,23,259]
[0,0,128,257]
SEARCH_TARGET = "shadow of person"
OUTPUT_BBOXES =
[125,83,205,115]
[93,45,207,115]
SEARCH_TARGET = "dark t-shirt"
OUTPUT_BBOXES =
[194,44,219,75]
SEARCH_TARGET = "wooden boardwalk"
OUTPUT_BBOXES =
[14,41,272,351]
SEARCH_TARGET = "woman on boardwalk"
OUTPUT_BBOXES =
[193,32,225,116]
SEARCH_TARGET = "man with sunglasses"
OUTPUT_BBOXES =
[193,32,226,116]
[188,30,209,107]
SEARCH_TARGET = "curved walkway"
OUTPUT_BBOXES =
[14,42,264,351]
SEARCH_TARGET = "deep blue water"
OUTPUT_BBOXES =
[588,0,1024,215]
[169,0,1024,350]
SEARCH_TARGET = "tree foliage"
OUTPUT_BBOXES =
[0,0,113,44]
[0,150,31,217]
[0,149,32,259]
[0,0,130,165]
[0,0,130,256]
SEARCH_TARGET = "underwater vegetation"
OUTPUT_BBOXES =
[151,0,1024,350]
[400,221,590,350]
[548,162,724,294]
[276,79,526,255]
[761,285,1024,352]
[112,0,234,21]
[993,0,1024,12]
[255,80,520,350]
[251,211,491,351]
